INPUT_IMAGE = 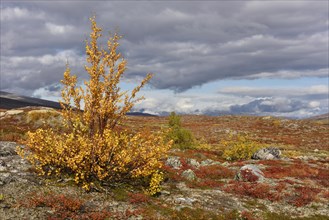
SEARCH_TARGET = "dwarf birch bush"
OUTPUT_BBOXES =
[17,16,171,193]
[222,134,263,161]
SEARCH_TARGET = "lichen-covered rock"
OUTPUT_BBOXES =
[200,159,220,166]
[236,164,265,182]
[165,156,182,169]
[186,158,200,168]
[252,147,281,160]
[0,142,39,186]
[0,142,18,156]
[181,169,196,181]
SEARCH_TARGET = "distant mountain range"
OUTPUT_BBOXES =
[0,91,62,109]
[307,112,329,120]
[305,112,329,125]
[0,91,156,117]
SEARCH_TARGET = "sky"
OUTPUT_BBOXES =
[1,1,328,118]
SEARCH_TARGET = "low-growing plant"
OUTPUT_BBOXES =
[18,192,144,219]
[195,164,235,180]
[288,186,321,207]
[239,168,260,182]
[166,112,195,149]
[190,179,224,189]
[223,182,272,200]
[241,210,257,220]
[17,16,171,193]
[222,134,264,161]
[128,192,150,204]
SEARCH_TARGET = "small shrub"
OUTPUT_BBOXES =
[146,171,164,195]
[222,134,264,161]
[17,16,171,193]
[166,112,194,149]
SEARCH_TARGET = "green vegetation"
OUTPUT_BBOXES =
[166,112,195,149]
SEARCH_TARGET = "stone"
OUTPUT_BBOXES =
[236,164,265,182]
[200,159,220,166]
[186,158,200,168]
[252,147,281,160]
[0,142,19,156]
[181,169,196,181]
[0,141,37,187]
[174,197,196,206]
[165,156,182,169]
[160,190,171,196]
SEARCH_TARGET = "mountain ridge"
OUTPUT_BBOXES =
[0,91,156,117]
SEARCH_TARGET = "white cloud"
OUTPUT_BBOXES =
[45,22,74,35]
[2,7,45,21]
[1,1,328,118]
[309,101,320,108]
[218,84,329,97]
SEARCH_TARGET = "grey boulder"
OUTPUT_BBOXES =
[236,164,265,182]
[252,147,281,160]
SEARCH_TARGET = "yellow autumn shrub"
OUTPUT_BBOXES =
[222,134,264,161]
[18,128,169,191]
[17,16,171,193]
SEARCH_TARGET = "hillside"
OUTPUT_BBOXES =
[0,107,328,219]
[306,113,329,125]
[0,91,155,117]
[0,91,62,110]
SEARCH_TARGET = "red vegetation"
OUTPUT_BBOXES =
[241,210,258,220]
[162,164,184,182]
[288,186,321,207]
[322,191,329,199]
[239,169,259,182]
[229,161,246,167]
[189,179,224,189]
[194,165,235,179]
[279,179,296,185]
[223,182,273,200]
[263,160,329,187]
[256,160,286,166]
[128,192,150,204]
[180,158,194,170]
[18,192,143,220]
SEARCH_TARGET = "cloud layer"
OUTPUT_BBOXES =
[1,1,328,117]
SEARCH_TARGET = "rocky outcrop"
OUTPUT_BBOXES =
[186,158,200,168]
[0,142,40,186]
[236,164,265,182]
[165,156,182,169]
[252,147,281,160]
[181,169,197,181]
[200,159,221,166]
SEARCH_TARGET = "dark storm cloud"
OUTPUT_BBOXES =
[1,1,328,93]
